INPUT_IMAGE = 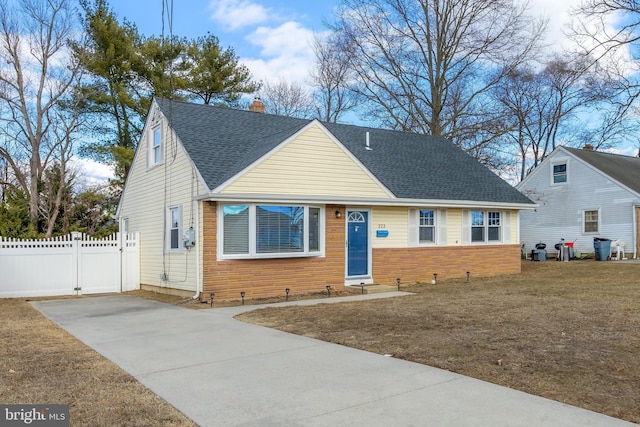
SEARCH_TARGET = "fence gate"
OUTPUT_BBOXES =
[0,232,139,298]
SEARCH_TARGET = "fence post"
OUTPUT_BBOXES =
[70,231,81,294]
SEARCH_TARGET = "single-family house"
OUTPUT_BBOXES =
[116,98,535,300]
[516,145,640,259]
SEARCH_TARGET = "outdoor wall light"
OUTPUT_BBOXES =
[240,291,245,305]
[335,210,342,219]
[396,277,401,291]
[326,285,331,297]
[209,292,215,307]
[285,288,290,301]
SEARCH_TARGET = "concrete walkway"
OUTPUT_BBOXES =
[32,294,636,427]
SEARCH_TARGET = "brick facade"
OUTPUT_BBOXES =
[202,202,522,300]
[372,244,522,286]
[202,202,346,300]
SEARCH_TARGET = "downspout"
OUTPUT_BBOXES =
[192,196,201,300]
[633,204,639,259]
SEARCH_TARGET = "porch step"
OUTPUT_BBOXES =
[344,284,398,295]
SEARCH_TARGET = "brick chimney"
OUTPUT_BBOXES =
[583,143,594,151]
[249,96,265,113]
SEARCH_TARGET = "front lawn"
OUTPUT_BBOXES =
[236,260,640,423]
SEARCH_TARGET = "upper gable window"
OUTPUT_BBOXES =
[552,163,567,184]
[151,127,162,166]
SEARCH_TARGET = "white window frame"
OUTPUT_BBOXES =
[218,204,325,259]
[150,127,162,167]
[583,209,600,234]
[470,211,501,243]
[418,209,436,245]
[551,160,568,185]
[167,205,183,253]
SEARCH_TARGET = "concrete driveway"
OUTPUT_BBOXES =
[32,294,636,427]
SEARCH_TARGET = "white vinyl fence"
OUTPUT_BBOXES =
[0,232,139,298]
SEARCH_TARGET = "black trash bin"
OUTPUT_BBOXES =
[593,238,611,261]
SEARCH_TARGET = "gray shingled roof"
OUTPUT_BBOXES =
[564,147,640,194]
[155,98,533,204]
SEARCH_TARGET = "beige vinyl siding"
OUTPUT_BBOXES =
[447,209,463,245]
[118,111,201,292]
[221,124,391,198]
[509,211,518,243]
[372,207,408,248]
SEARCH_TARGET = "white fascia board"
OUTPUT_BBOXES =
[195,192,537,210]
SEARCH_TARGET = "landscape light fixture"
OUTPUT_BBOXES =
[396,277,401,291]
[240,291,245,305]
[360,282,365,295]
[466,271,470,282]
[285,288,290,301]
[432,273,438,285]
[326,285,331,297]
[209,292,215,307]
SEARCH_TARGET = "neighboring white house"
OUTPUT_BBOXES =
[516,145,640,259]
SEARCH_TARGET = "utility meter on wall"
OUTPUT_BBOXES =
[183,227,196,248]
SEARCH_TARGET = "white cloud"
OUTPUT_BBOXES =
[242,21,316,84]
[208,0,271,31]
[72,158,114,188]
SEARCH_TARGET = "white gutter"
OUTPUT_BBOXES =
[193,192,537,210]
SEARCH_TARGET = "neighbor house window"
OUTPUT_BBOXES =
[168,205,182,251]
[471,211,501,243]
[584,210,599,233]
[220,204,323,258]
[419,209,436,243]
[552,163,567,183]
[151,127,162,166]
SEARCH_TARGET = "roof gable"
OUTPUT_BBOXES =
[153,98,533,205]
[219,121,393,198]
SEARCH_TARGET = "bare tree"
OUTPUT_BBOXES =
[310,32,359,123]
[0,0,83,234]
[492,55,637,181]
[570,0,640,156]
[330,0,547,152]
[260,80,315,118]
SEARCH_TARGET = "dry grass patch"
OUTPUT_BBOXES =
[237,260,640,423]
[0,298,196,427]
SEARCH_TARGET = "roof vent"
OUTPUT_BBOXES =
[583,143,594,151]
[365,131,372,150]
[249,96,265,113]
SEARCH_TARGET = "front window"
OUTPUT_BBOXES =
[553,163,567,183]
[419,209,435,243]
[471,211,501,243]
[221,204,323,258]
[584,210,599,233]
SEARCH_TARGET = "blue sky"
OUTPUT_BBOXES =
[76,0,636,182]
[107,0,339,85]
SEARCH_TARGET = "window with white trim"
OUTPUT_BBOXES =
[220,204,323,258]
[419,209,436,243]
[583,210,599,233]
[168,205,182,251]
[471,211,501,243]
[552,163,567,184]
[151,127,162,166]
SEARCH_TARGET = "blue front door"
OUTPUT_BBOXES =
[347,211,369,276]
